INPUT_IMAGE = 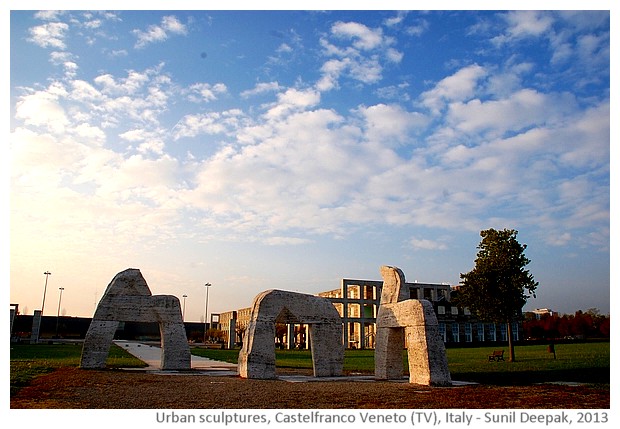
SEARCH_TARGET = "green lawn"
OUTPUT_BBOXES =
[192,342,610,385]
[10,341,609,397]
[10,343,147,396]
[446,342,609,385]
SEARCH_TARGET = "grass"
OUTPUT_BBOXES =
[10,343,147,396]
[11,341,609,397]
[446,343,609,385]
[191,342,610,385]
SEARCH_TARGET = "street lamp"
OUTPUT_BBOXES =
[55,287,65,338]
[182,294,187,322]
[41,271,51,315]
[203,283,211,343]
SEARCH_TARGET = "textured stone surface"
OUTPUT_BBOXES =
[238,289,344,379]
[30,310,42,344]
[80,268,190,370]
[375,266,452,386]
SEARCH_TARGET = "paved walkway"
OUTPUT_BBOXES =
[114,340,238,375]
[114,340,476,385]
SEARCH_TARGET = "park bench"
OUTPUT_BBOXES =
[203,342,224,349]
[488,350,505,362]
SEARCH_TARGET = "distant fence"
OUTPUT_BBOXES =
[10,315,209,342]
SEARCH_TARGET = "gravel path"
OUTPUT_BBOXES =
[10,367,609,409]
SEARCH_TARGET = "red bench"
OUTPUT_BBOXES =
[488,350,505,362]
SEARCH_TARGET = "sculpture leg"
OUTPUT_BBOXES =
[80,320,119,369]
[160,322,191,370]
[405,324,452,386]
[238,321,277,379]
[308,324,344,377]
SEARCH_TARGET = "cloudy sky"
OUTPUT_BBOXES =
[8,7,611,321]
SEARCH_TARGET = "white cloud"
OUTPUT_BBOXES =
[187,82,228,103]
[383,11,408,28]
[317,20,403,92]
[420,64,487,114]
[375,82,411,102]
[492,11,554,46]
[316,58,349,91]
[241,82,281,98]
[358,104,428,145]
[133,15,188,49]
[410,237,448,251]
[28,22,69,49]
[385,48,404,63]
[505,11,554,38]
[264,88,321,119]
[331,21,384,51]
[446,89,577,138]
[161,16,188,35]
[94,71,150,95]
[173,110,246,140]
[173,113,227,139]
[72,123,106,146]
[349,57,383,84]
[406,20,430,37]
[15,86,69,133]
[277,43,293,53]
[119,129,149,142]
[34,11,64,21]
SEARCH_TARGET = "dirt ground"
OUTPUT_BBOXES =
[10,367,609,409]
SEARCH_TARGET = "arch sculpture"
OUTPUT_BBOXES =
[238,289,344,379]
[80,268,191,370]
[375,266,452,386]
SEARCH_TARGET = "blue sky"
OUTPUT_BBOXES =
[8,8,611,321]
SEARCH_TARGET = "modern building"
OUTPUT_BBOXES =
[218,277,521,349]
[528,308,555,319]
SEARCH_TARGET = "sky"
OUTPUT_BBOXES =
[6,5,612,322]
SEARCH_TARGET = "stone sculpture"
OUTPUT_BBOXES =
[80,268,191,370]
[238,289,344,379]
[375,266,452,386]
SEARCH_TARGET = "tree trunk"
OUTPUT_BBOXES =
[507,321,516,362]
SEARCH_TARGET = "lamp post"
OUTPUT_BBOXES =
[41,271,51,315]
[182,294,187,322]
[55,287,64,338]
[203,283,211,343]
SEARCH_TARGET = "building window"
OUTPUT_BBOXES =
[437,305,445,315]
[512,322,520,341]
[439,323,446,342]
[451,323,460,342]
[348,285,359,299]
[487,323,496,341]
[500,323,507,341]
[451,306,459,315]
[349,303,360,318]
[464,323,472,342]
[476,323,484,342]
[464,307,471,315]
